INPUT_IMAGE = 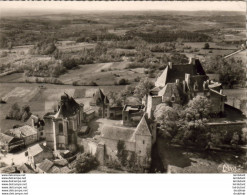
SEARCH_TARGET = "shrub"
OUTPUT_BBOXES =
[75,153,99,173]
[134,76,141,82]
[118,78,128,85]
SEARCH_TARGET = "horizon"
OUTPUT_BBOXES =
[0,1,245,15]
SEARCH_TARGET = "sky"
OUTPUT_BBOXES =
[0,1,246,13]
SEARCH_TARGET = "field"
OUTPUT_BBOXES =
[0,83,126,131]
[0,10,246,134]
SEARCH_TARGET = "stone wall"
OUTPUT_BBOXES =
[135,134,152,158]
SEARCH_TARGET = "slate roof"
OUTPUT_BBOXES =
[28,143,52,157]
[158,83,184,100]
[18,163,35,173]
[134,115,152,137]
[49,166,60,173]
[54,93,81,118]
[37,159,54,173]
[0,133,14,144]
[1,166,18,173]
[92,88,106,105]
[101,125,136,142]
[60,166,71,173]
[7,125,37,138]
[155,59,207,88]
[28,144,43,157]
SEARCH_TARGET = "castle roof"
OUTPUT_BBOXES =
[158,83,184,99]
[101,125,135,142]
[155,59,207,88]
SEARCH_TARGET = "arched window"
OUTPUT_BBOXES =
[171,94,175,102]
[58,123,63,134]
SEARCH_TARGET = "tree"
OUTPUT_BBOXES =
[154,104,180,143]
[107,91,123,107]
[169,53,189,65]
[6,103,31,121]
[177,96,211,147]
[184,95,211,120]
[134,78,154,104]
[7,103,21,120]
[204,43,210,49]
[75,153,99,173]
[117,140,127,166]
[203,56,246,88]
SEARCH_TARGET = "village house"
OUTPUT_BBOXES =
[36,159,54,173]
[18,163,36,174]
[35,158,72,174]
[5,125,38,146]
[90,88,109,118]
[27,143,53,169]
[26,115,45,141]
[122,105,144,127]
[90,88,124,120]
[106,106,123,120]
[0,133,24,152]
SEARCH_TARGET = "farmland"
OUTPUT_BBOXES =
[0,82,126,131]
[0,10,246,132]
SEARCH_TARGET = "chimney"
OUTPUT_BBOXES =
[220,89,223,95]
[182,80,186,93]
[168,62,172,69]
[175,79,180,85]
[31,117,35,128]
[185,73,191,86]
[189,57,195,64]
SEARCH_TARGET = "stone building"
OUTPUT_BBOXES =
[78,113,156,168]
[27,143,53,169]
[90,88,109,118]
[122,105,144,127]
[101,114,155,167]
[146,58,227,118]
[28,115,45,141]
[106,106,123,120]
[0,133,24,152]
[43,93,84,150]
[6,125,38,146]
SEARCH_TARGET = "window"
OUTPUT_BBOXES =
[58,123,63,134]
[171,94,175,102]
[143,140,145,144]
[40,132,43,136]
[125,116,128,121]
[139,150,141,154]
